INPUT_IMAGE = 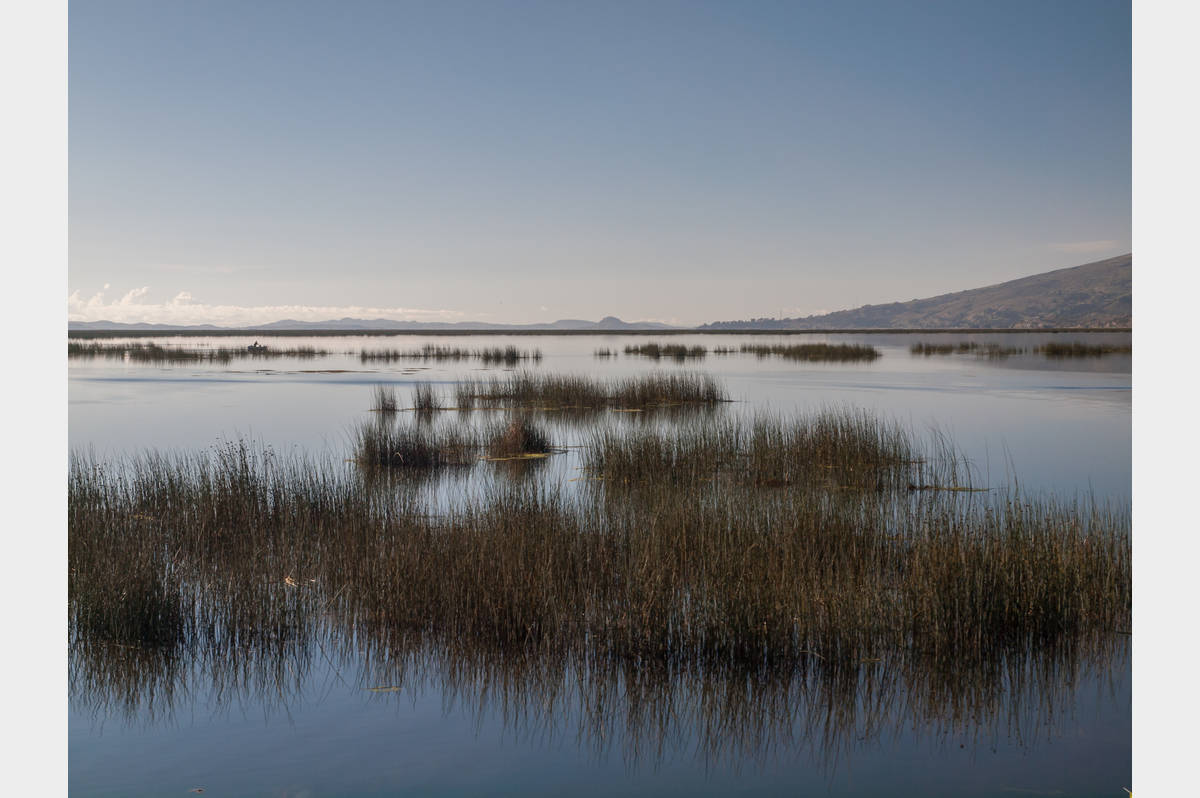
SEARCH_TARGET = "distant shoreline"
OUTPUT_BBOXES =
[67,326,1131,339]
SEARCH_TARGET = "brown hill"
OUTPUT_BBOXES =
[703,254,1131,330]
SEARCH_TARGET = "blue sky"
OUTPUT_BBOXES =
[69,0,1130,325]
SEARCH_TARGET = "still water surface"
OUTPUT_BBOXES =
[69,332,1131,797]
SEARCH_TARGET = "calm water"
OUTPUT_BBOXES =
[69,332,1131,797]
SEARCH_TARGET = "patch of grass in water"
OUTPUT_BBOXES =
[623,343,707,361]
[1037,342,1131,358]
[740,343,880,362]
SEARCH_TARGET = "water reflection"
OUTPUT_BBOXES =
[72,622,1127,773]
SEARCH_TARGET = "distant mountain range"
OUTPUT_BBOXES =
[68,255,1132,333]
[67,315,679,332]
[701,254,1132,330]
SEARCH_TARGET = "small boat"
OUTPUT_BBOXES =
[247,341,267,353]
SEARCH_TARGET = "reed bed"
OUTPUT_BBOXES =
[412,382,443,413]
[360,344,542,365]
[582,410,933,492]
[69,420,1129,766]
[456,371,727,410]
[454,382,476,411]
[1036,342,1132,358]
[592,347,617,358]
[71,427,1128,671]
[909,341,1027,357]
[353,420,478,469]
[623,343,708,360]
[67,341,331,363]
[740,343,881,362]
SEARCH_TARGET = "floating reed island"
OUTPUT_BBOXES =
[740,343,881,362]
[360,344,543,365]
[67,340,332,363]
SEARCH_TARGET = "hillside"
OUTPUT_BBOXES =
[702,254,1131,330]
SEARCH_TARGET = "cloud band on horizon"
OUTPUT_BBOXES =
[67,287,468,326]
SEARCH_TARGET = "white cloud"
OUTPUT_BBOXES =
[1049,240,1120,254]
[67,287,467,326]
[118,286,150,305]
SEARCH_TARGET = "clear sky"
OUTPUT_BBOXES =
[69,0,1130,326]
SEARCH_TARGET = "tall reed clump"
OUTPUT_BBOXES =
[910,341,1027,357]
[457,371,727,410]
[609,372,726,407]
[454,382,476,411]
[740,343,881,362]
[478,346,544,365]
[485,417,553,458]
[623,343,708,361]
[360,345,542,364]
[371,384,399,413]
[353,419,478,469]
[412,382,442,413]
[583,410,924,491]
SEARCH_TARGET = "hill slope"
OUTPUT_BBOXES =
[702,254,1131,330]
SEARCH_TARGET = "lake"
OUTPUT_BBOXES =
[68,331,1131,797]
